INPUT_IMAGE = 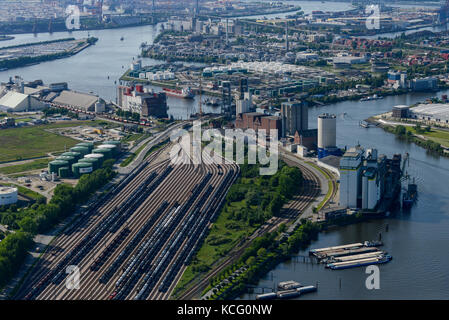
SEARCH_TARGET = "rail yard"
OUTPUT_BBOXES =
[14,143,239,300]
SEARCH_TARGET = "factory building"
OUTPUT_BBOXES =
[117,85,168,118]
[235,112,282,137]
[281,101,308,137]
[339,146,402,210]
[317,113,341,159]
[0,186,18,206]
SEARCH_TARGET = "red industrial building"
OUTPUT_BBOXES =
[235,112,281,137]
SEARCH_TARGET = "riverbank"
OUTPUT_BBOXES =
[370,118,449,157]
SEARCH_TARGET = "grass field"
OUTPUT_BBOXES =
[0,123,81,163]
[0,159,50,175]
[405,127,449,148]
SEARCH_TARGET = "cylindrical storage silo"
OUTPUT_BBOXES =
[84,153,104,166]
[98,144,118,157]
[72,162,93,179]
[76,142,94,153]
[70,146,90,157]
[104,140,121,152]
[317,113,337,149]
[61,152,82,161]
[92,148,112,160]
[79,157,100,170]
[58,167,71,178]
[56,156,76,166]
[49,160,69,174]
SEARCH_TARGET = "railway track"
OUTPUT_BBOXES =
[15,144,238,300]
[178,161,321,300]
[15,147,168,299]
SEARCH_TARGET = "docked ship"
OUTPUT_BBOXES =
[360,94,384,102]
[326,254,392,270]
[163,87,195,99]
[402,178,418,209]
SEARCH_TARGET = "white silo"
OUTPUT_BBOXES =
[318,113,337,149]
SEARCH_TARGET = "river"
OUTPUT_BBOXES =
[239,91,449,300]
[1,3,449,300]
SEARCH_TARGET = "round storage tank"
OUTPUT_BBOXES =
[61,152,82,161]
[56,156,76,166]
[79,157,99,170]
[92,148,112,160]
[84,153,104,165]
[75,142,94,153]
[70,146,90,157]
[317,113,337,149]
[98,144,118,156]
[58,167,71,178]
[104,140,121,151]
[72,162,93,178]
[0,187,18,206]
[49,160,69,174]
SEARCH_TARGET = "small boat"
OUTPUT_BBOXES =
[120,36,124,41]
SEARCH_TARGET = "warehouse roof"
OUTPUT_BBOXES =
[411,104,449,118]
[52,90,99,110]
[0,91,28,110]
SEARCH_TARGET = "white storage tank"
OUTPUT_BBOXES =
[0,186,18,206]
[318,113,337,149]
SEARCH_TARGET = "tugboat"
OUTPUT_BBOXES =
[163,87,195,99]
[402,178,418,209]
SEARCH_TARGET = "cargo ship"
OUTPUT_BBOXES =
[402,178,418,209]
[163,87,195,99]
[326,254,392,270]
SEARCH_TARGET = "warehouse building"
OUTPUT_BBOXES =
[408,103,449,124]
[0,91,45,112]
[52,90,99,111]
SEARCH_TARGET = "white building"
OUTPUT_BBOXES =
[235,91,252,115]
[0,187,18,206]
[339,147,363,208]
[0,91,45,112]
